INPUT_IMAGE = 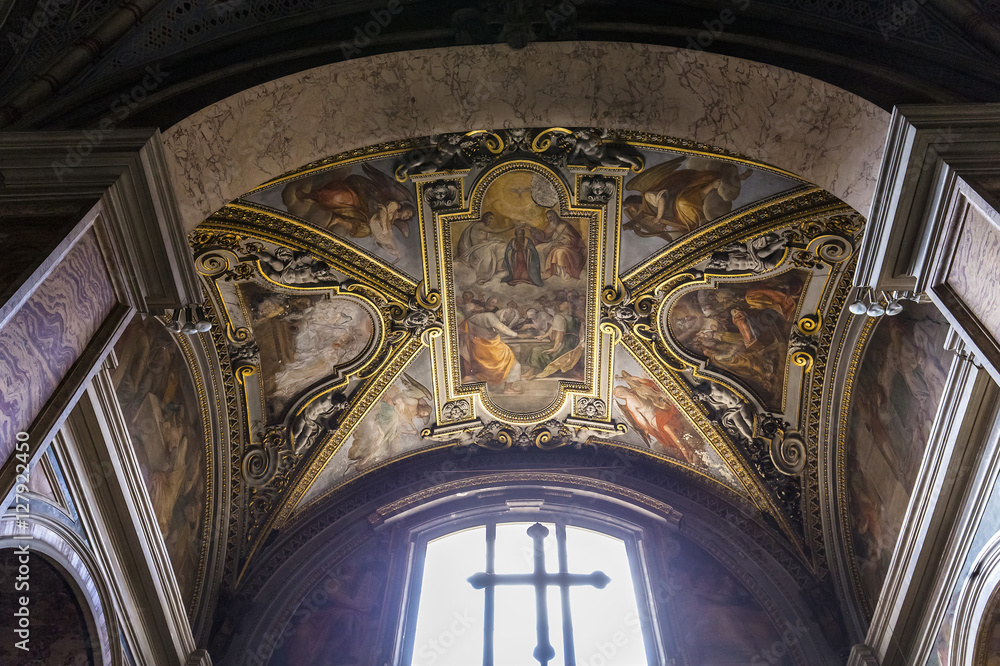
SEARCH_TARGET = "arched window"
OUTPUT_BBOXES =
[397,509,661,666]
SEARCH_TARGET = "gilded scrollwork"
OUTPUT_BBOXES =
[773,431,807,476]
[789,327,818,373]
[244,428,296,526]
[600,281,657,342]
[243,427,292,488]
[471,419,598,451]
[388,287,444,344]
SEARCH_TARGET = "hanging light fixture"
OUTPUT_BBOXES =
[165,305,213,334]
[847,287,919,319]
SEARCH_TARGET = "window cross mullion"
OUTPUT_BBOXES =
[556,522,577,666]
[484,522,496,666]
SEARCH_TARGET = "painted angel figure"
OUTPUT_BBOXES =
[282,163,416,262]
[346,374,432,472]
[614,371,696,463]
[623,157,753,241]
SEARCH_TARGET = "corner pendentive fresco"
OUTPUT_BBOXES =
[667,270,808,409]
[297,349,434,510]
[246,160,422,278]
[611,347,742,494]
[111,315,208,609]
[845,302,952,611]
[619,153,799,271]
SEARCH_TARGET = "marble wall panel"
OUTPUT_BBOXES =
[162,42,889,232]
[948,205,1000,343]
[0,229,115,466]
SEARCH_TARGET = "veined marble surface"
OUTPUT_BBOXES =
[949,205,1000,342]
[0,229,115,465]
[162,42,890,232]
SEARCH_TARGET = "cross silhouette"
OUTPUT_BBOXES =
[468,522,611,666]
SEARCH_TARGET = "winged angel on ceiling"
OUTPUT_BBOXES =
[281,163,416,263]
[623,155,753,241]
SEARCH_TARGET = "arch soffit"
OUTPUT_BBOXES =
[233,470,834,665]
[162,41,890,233]
[0,515,116,665]
[954,531,1000,666]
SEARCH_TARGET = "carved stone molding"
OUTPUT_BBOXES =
[441,399,471,422]
[847,644,880,666]
[423,179,463,210]
[471,419,606,451]
[0,129,201,313]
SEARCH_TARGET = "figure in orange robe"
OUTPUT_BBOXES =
[460,310,523,393]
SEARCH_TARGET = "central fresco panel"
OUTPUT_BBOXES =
[192,127,865,558]
[442,164,594,418]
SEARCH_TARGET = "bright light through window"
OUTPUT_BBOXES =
[409,522,649,666]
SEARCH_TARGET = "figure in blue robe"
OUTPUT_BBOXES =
[501,227,543,287]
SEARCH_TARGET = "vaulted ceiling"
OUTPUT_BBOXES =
[176,126,861,611]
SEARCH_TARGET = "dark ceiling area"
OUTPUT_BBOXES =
[1,0,999,131]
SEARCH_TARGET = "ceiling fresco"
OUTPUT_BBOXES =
[610,346,742,494]
[189,127,864,576]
